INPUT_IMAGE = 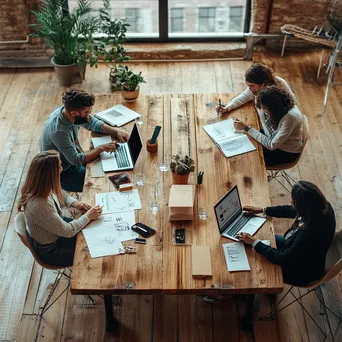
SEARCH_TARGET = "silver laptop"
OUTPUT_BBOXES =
[214,185,266,241]
[94,123,143,172]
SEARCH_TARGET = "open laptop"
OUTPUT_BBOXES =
[92,123,143,172]
[214,185,266,241]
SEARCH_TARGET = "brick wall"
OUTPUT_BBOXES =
[0,0,334,57]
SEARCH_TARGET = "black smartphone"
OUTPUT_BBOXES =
[131,223,156,238]
[135,238,147,244]
[175,228,185,244]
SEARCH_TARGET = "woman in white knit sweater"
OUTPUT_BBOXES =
[217,63,297,136]
[234,86,303,166]
[18,150,103,266]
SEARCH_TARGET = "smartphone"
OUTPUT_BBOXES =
[135,238,147,244]
[175,228,185,244]
[131,223,156,238]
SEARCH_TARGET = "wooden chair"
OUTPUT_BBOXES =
[272,232,342,339]
[14,213,95,316]
[267,115,309,193]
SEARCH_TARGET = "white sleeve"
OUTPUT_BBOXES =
[225,87,254,111]
[277,77,297,104]
[247,115,297,151]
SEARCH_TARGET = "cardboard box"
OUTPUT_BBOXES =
[168,185,195,221]
[191,246,212,277]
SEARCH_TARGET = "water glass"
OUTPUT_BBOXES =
[135,174,145,187]
[159,162,169,172]
[198,207,208,220]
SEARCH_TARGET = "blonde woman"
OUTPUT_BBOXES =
[18,151,102,266]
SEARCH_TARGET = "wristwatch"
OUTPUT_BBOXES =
[244,125,250,132]
[262,207,267,216]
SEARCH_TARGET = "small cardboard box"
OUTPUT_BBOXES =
[191,246,212,277]
[168,185,195,221]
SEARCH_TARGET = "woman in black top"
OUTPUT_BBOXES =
[237,181,336,286]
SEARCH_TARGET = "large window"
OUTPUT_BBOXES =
[68,0,249,41]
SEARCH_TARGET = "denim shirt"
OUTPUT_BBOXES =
[41,106,104,170]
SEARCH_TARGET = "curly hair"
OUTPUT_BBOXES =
[257,85,295,128]
[245,63,278,86]
[62,88,95,111]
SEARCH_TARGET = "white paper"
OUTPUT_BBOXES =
[82,211,138,258]
[96,190,142,214]
[95,104,141,127]
[222,242,251,272]
[203,118,256,158]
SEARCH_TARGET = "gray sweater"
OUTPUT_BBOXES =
[24,192,90,244]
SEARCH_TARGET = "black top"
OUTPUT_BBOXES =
[254,204,336,286]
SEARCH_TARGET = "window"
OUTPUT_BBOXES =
[198,7,216,33]
[170,8,184,33]
[229,6,244,32]
[125,8,140,33]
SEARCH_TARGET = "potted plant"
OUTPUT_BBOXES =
[170,154,195,184]
[97,1,131,90]
[29,0,100,86]
[115,65,146,102]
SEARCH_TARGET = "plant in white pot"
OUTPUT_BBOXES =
[115,65,146,102]
[29,0,100,86]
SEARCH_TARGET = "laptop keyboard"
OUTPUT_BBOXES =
[115,145,130,168]
[225,214,251,238]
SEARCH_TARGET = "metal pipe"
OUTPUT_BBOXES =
[0,36,29,44]
[264,0,275,34]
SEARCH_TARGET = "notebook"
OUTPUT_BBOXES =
[203,118,256,158]
[95,104,141,127]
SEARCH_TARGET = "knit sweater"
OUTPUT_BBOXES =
[24,192,90,244]
[226,76,297,138]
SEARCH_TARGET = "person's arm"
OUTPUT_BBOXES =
[265,205,298,218]
[225,87,254,111]
[63,191,78,207]
[30,198,90,238]
[277,77,297,104]
[247,114,297,150]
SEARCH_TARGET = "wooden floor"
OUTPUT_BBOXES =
[1,50,342,342]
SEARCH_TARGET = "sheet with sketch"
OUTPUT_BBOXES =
[203,118,256,158]
[82,210,138,258]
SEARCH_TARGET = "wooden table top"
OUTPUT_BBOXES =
[71,93,284,295]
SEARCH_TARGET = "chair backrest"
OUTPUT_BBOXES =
[14,212,63,270]
[267,114,309,171]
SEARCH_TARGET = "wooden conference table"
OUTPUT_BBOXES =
[71,93,283,331]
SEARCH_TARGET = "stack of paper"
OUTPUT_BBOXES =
[222,242,251,272]
[95,104,141,127]
[203,118,256,158]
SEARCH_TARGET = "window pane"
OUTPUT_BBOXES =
[168,0,247,38]
[68,0,159,38]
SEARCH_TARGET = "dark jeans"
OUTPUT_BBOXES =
[263,146,300,167]
[60,165,86,192]
[275,234,287,249]
[28,217,77,267]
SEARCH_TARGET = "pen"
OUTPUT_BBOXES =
[219,99,222,108]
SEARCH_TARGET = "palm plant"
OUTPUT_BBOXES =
[29,0,100,67]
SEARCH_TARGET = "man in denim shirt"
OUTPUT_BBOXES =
[42,88,129,192]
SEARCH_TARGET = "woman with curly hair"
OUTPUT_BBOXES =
[217,63,297,137]
[233,86,303,166]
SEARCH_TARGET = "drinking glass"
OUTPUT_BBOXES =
[135,174,145,187]
[159,162,169,172]
[198,207,208,220]
[136,116,143,125]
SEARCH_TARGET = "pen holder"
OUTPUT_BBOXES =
[146,139,158,153]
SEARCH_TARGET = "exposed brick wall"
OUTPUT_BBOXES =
[0,0,335,57]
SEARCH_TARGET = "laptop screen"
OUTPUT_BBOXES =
[214,186,243,234]
[128,123,143,165]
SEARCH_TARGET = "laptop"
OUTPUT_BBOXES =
[92,123,143,172]
[214,185,266,241]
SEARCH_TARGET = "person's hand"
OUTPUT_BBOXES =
[243,206,263,215]
[85,205,103,221]
[233,119,247,131]
[236,232,256,245]
[114,128,129,142]
[100,141,117,153]
[216,106,228,115]
[72,201,91,213]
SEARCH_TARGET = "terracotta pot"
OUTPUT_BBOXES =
[121,86,140,102]
[146,139,158,153]
[51,57,82,86]
[172,172,190,184]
